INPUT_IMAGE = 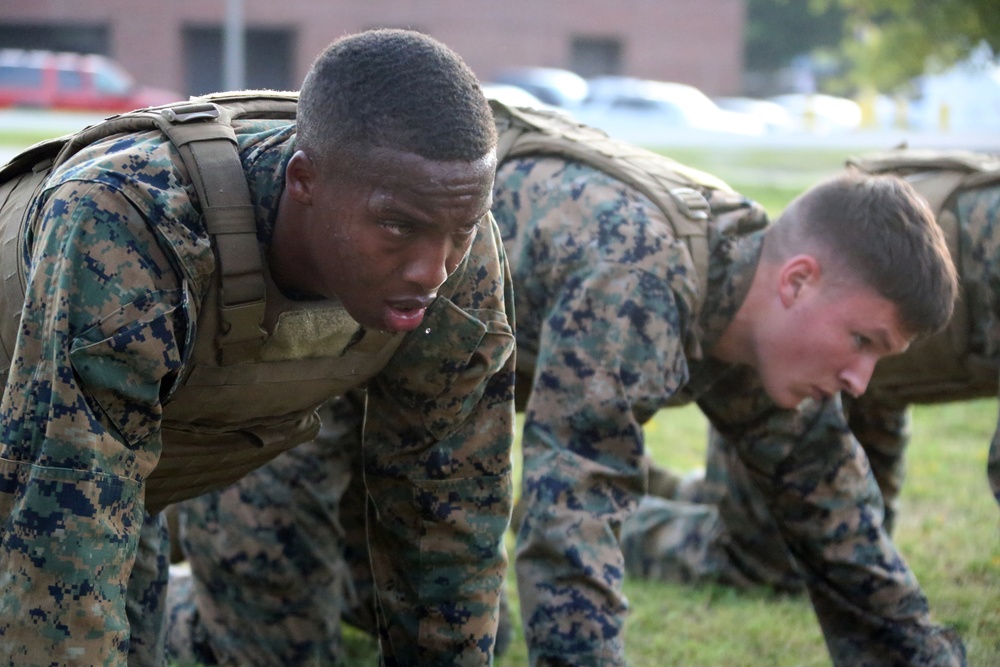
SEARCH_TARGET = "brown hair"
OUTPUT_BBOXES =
[762,170,957,336]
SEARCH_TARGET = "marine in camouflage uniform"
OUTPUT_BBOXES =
[0,30,515,667]
[495,156,963,667]
[170,123,969,667]
[621,176,1000,599]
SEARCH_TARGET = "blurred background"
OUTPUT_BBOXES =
[1,0,999,151]
[2,3,998,665]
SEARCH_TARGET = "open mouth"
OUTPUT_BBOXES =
[383,298,432,332]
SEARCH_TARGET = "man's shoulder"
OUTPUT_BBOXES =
[49,128,185,194]
[36,128,216,287]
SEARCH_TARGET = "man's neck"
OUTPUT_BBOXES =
[267,190,315,297]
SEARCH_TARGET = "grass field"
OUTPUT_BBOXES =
[3,125,997,666]
[497,400,1000,667]
[340,399,1000,666]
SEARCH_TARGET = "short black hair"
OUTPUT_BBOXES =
[297,29,496,164]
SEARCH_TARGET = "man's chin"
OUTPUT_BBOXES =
[766,388,806,410]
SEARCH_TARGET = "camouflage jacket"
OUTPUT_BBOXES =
[959,185,1000,367]
[493,155,965,667]
[0,120,516,666]
[957,184,1000,508]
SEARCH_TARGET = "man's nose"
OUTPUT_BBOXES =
[839,355,878,397]
[403,240,451,292]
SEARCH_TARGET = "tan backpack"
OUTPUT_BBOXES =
[0,91,299,386]
[490,99,770,319]
[848,148,1000,404]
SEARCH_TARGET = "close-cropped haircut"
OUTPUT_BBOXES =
[762,170,957,336]
[296,28,497,165]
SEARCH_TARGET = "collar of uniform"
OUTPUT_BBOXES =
[234,120,297,246]
[696,228,765,354]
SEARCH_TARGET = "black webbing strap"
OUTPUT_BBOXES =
[155,102,266,365]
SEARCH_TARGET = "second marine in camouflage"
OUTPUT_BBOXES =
[622,151,1000,608]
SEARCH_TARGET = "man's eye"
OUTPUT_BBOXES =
[455,222,481,238]
[853,333,871,349]
[382,221,413,236]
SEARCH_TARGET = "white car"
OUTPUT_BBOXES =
[490,67,590,109]
[767,93,863,134]
[714,96,796,134]
[480,83,557,111]
[572,76,766,145]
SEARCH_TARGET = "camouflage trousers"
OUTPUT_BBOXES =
[621,429,808,593]
[621,394,912,594]
[163,397,375,666]
[125,511,173,666]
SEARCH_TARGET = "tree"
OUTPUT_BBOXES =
[816,0,1000,92]
[744,0,847,73]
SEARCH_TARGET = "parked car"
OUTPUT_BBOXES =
[713,95,795,134]
[480,82,556,111]
[571,76,766,145]
[490,66,589,109]
[0,49,182,113]
[767,93,863,134]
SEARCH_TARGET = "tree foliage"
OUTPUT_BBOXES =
[745,0,1000,93]
[744,0,847,72]
[816,0,1000,91]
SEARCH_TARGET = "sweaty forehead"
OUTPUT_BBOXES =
[358,148,495,221]
[359,145,494,183]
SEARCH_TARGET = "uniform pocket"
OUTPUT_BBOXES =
[380,297,514,440]
[411,470,512,649]
[0,455,140,662]
[0,454,141,542]
[68,288,186,446]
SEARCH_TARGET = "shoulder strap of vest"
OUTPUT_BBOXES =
[492,99,757,317]
[0,90,298,367]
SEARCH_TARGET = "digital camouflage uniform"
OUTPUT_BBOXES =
[494,156,964,667]
[621,396,910,596]
[622,180,1000,601]
[174,145,968,667]
[0,117,516,667]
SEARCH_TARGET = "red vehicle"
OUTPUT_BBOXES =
[0,49,182,113]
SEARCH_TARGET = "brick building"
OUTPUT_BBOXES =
[0,0,746,98]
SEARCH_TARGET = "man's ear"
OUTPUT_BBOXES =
[777,254,821,307]
[284,150,315,206]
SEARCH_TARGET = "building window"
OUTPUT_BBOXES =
[0,23,109,56]
[182,26,295,96]
[570,36,622,78]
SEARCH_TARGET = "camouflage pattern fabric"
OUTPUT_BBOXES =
[495,156,964,667]
[165,153,966,667]
[167,398,365,666]
[959,185,1000,507]
[620,392,911,595]
[0,118,516,666]
[621,182,1000,664]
